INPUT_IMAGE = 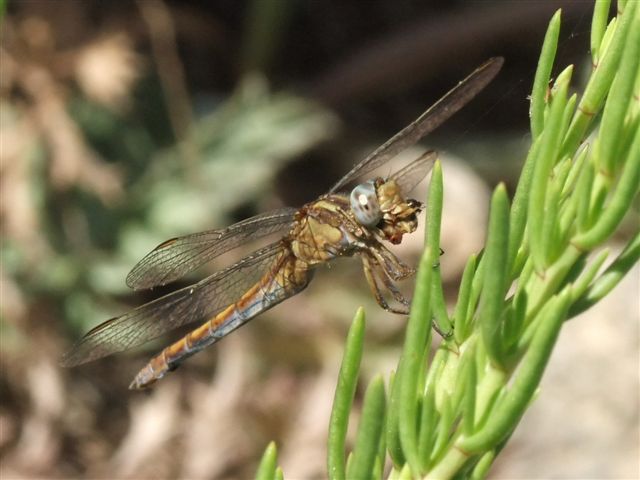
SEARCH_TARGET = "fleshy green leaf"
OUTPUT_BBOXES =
[327,308,366,480]
[255,442,278,480]
[530,9,561,139]
[347,375,386,480]
[479,185,510,366]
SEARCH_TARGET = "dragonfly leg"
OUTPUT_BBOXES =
[432,319,454,339]
[368,245,415,281]
[362,254,410,315]
[379,270,411,310]
[431,248,445,268]
[362,256,389,309]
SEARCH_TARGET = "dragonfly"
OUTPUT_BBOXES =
[62,57,503,389]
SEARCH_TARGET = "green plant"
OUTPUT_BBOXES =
[256,1,639,478]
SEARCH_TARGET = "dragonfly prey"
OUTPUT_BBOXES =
[62,57,503,389]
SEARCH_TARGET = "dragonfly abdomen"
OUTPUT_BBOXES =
[129,249,312,389]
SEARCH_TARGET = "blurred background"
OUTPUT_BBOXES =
[0,1,637,478]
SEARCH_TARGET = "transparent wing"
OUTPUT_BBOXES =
[329,57,503,193]
[126,207,297,290]
[389,150,436,197]
[62,242,287,366]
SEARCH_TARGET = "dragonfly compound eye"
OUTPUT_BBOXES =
[350,181,382,227]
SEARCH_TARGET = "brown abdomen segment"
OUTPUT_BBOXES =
[129,254,312,389]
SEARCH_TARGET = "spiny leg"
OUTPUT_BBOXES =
[430,248,453,338]
[432,320,454,339]
[371,246,453,337]
[368,251,411,308]
[377,265,411,310]
[368,245,415,281]
[362,255,410,315]
[362,255,395,312]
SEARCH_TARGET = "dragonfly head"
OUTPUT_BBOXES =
[350,178,423,244]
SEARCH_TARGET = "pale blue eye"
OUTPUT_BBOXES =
[350,181,382,227]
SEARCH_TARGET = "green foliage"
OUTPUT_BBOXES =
[348,375,386,480]
[327,308,366,480]
[255,441,279,480]
[258,1,639,478]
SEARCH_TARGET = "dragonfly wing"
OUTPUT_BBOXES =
[389,150,436,197]
[329,57,503,193]
[126,207,297,290]
[62,242,287,366]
